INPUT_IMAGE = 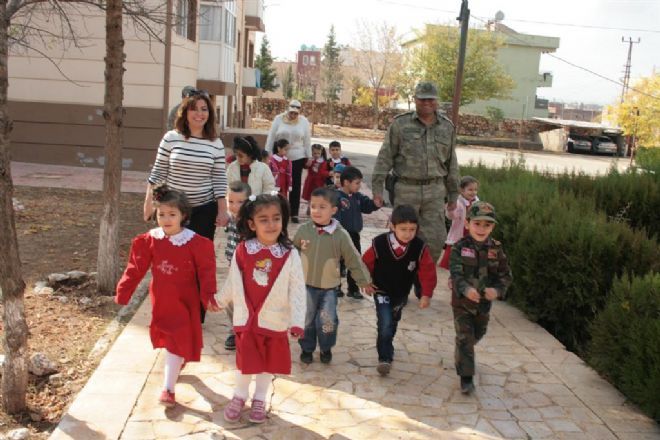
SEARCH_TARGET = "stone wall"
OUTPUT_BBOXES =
[255,98,544,140]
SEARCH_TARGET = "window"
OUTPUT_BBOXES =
[224,11,236,47]
[175,0,197,41]
[200,4,222,41]
[303,55,309,65]
[310,55,316,66]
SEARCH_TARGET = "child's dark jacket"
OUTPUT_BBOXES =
[334,190,379,233]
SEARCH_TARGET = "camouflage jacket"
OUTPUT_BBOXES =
[372,110,460,202]
[449,235,512,310]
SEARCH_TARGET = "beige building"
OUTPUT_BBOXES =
[8,0,265,170]
[402,23,559,120]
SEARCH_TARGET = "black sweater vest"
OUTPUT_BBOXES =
[372,233,425,302]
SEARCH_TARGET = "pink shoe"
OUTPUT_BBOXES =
[249,399,267,423]
[159,390,176,408]
[223,396,246,422]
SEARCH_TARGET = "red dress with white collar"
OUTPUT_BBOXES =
[115,228,216,362]
[234,240,293,374]
[302,157,330,201]
[269,154,292,200]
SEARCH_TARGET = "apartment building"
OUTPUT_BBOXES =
[8,0,264,170]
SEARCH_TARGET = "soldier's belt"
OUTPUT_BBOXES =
[397,176,442,185]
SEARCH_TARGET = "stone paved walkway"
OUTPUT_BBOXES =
[17,160,656,440]
[50,223,659,439]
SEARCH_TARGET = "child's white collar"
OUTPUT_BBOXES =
[331,157,343,163]
[458,194,479,206]
[316,218,339,234]
[149,227,195,246]
[272,154,286,162]
[245,238,287,258]
[315,157,325,163]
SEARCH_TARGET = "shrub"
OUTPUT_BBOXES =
[635,146,660,175]
[460,161,660,353]
[589,273,660,420]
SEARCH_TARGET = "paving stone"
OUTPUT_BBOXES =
[511,407,543,421]
[491,419,527,438]
[519,420,554,438]
[546,418,582,432]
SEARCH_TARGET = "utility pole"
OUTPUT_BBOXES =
[620,37,640,103]
[451,0,470,128]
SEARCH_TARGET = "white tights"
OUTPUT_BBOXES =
[163,351,184,393]
[234,372,273,402]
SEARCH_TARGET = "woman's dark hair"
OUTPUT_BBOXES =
[152,184,192,226]
[273,138,290,155]
[390,204,418,225]
[311,143,327,160]
[236,194,292,249]
[174,94,217,140]
[233,136,260,161]
[460,175,479,188]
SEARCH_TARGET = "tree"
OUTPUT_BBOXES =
[411,24,514,106]
[395,51,421,110]
[321,25,343,124]
[608,73,660,148]
[255,35,277,92]
[97,0,125,295]
[352,21,402,129]
[281,64,294,99]
[0,0,164,412]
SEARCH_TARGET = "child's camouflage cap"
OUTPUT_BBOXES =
[467,201,497,223]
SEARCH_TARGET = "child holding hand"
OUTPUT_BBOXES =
[217,194,306,424]
[115,185,218,408]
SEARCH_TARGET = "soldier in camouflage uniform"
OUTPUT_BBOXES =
[450,201,512,394]
[372,81,460,261]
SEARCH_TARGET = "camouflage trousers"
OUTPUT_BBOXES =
[394,181,447,261]
[452,305,490,377]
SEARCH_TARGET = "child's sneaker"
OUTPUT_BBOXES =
[300,351,313,364]
[249,399,267,423]
[320,350,332,364]
[377,362,391,376]
[336,287,345,298]
[347,290,364,300]
[460,376,475,394]
[224,334,236,350]
[159,390,176,408]
[223,396,246,422]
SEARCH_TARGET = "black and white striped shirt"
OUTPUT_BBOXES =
[148,130,227,207]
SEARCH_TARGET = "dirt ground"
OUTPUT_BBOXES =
[0,187,146,438]
[251,118,388,142]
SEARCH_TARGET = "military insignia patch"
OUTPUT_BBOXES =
[461,248,476,258]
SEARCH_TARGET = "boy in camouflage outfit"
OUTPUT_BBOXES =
[449,201,512,394]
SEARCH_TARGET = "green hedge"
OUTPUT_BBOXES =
[589,273,660,420]
[461,160,660,353]
[635,146,660,175]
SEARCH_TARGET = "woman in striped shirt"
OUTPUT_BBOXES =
[144,90,229,240]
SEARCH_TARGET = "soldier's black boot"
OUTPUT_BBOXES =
[460,376,475,394]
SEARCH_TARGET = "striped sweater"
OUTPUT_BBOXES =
[148,130,227,207]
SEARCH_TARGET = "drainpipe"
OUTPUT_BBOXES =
[162,0,173,131]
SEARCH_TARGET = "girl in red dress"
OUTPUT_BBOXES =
[301,144,329,203]
[269,139,292,200]
[217,194,306,424]
[115,185,219,408]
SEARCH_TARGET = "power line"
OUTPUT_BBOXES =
[468,14,660,101]
[373,0,660,33]
[499,18,660,34]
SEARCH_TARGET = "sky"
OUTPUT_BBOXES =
[258,0,660,106]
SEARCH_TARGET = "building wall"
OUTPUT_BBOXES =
[7,1,203,170]
[461,43,550,119]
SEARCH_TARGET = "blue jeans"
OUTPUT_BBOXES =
[299,286,339,353]
[375,294,406,363]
